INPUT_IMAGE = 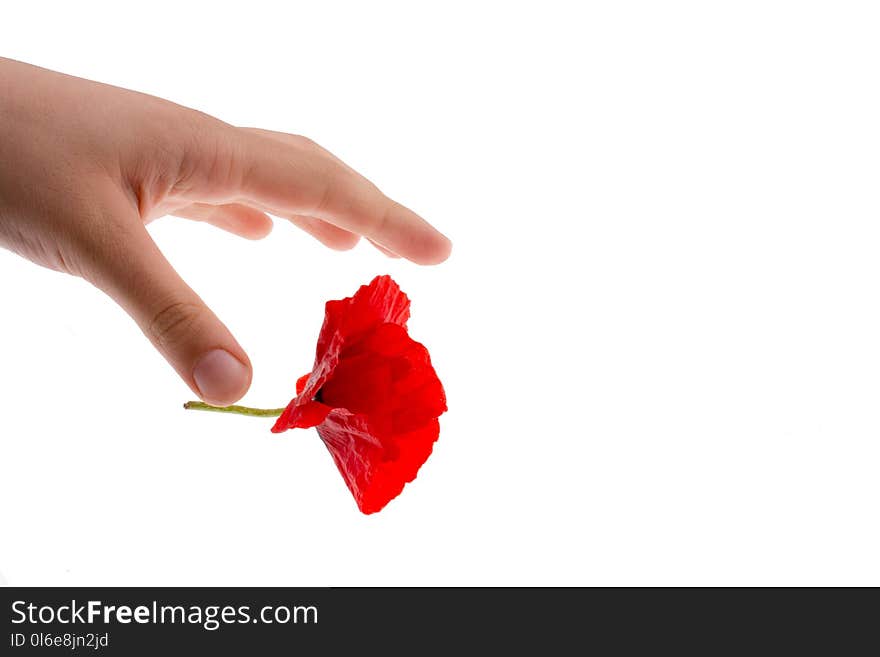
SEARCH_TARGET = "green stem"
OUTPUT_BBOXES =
[183,401,286,417]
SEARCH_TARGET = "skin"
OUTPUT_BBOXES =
[0,57,451,406]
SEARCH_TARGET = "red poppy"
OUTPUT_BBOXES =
[271,275,447,514]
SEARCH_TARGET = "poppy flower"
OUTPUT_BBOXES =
[270,275,447,514]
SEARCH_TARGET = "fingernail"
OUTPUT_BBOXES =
[193,349,250,406]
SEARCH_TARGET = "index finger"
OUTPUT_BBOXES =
[229,128,452,265]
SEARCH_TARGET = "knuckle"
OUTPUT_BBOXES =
[147,300,203,351]
[365,200,395,237]
[172,113,238,198]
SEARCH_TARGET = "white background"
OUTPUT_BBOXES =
[1,1,879,585]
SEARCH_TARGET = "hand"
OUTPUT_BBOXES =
[0,57,451,406]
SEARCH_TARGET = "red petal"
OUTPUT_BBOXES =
[317,411,440,514]
[295,373,311,395]
[315,275,410,370]
[271,399,332,433]
[319,353,394,429]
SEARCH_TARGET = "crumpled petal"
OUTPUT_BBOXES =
[273,399,332,431]
[318,412,440,514]
[318,274,410,355]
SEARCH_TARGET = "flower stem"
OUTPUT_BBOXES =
[183,401,285,418]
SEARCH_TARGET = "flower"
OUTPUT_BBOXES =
[271,275,447,514]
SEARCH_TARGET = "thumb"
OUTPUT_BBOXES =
[85,210,252,406]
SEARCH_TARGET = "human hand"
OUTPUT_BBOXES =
[0,57,451,406]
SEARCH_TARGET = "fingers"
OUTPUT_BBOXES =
[86,198,252,406]
[229,128,452,265]
[288,215,361,251]
[171,199,364,251]
[173,200,393,255]
[172,202,274,240]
